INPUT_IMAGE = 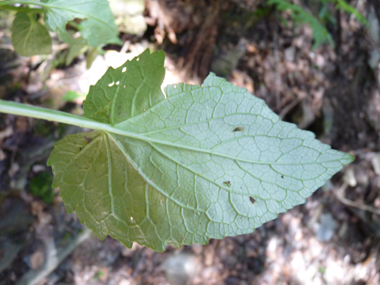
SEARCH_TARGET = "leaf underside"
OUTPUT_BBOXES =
[47,49,354,252]
[12,12,52,57]
[43,0,121,47]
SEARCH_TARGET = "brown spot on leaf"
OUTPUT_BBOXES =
[84,136,92,143]
[232,127,244,132]
[223,181,231,187]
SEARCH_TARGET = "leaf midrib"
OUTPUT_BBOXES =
[106,84,337,166]
[96,121,341,166]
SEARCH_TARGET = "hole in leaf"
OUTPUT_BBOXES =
[122,67,127,73]
[136,57,140,61]
[249,196,256,204]
[174,85,177,89]
[130,217,134,221]
[116,81,120,85]
[232,127,244,132]
[108,82,115,87]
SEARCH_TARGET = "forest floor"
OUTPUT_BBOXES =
[0,1,380,284]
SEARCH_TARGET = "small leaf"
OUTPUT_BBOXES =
[268,0,334,49]
[86,47,99,69]
[66,37,88,66]
[30,172,54,204]
[48,49,354,252]
[42,0,122,47]
[62,91,81,102]
[83,49,166,124]
[12,12,52,57]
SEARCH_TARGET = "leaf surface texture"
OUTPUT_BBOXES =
[43,0,121,47]
[12,12,52,56]
[48,50,353,251]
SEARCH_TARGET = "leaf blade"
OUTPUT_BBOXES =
[43,0,121,47]
[83,49,166,124]
[48,50,354,252]
[12,12,52,57]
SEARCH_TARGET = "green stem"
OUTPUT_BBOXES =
[0,100,142,140]
[0,100,101,129]
[0,1,45,13]
[0,100,156,142]
[0,5,44,13]
[0,0,44,6]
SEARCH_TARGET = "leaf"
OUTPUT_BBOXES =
[47,49,354,252]
[11,12,52,57]
[85,47,99,69]
[82,49,166,124]
[268,0,334,49]
[62,90,81,102]
[30,172,54,204]
[333,0,368,26]
[65,37,88,66]
[42,0,122,47]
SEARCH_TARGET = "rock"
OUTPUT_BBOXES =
[161,253,198,285]
[314,213,337,242]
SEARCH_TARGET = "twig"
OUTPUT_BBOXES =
[347,0,360,23]
[273,10,281,111]
[336,183,380,215]
[279,97,303,119]
[120,40,131,54]
[16,228,92,285]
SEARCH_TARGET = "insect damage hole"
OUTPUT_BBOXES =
[116,81,120,85]
[108,82,115,87]
[122,67,127,73]
[249,196,256,204]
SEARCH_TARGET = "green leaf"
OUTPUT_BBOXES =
[65,36,88,66]
[333,0,368,26]
[46,49,354,251]
[85,47,99,69]
[11,12,52,57]
[42,0,122,47]
[268,0,334,49]
[30,172,54,204]
[83,49,166,124]
[62,90,80,102]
